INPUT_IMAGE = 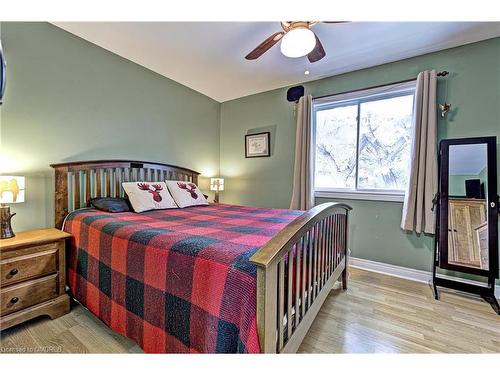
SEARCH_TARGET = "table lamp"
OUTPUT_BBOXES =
[210,178,224,203]
[0,176,25,239]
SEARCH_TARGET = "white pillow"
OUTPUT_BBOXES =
[165,180,209,208]
[122,182,177,213]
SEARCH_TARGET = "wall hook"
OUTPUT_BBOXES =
[439,102,451,118]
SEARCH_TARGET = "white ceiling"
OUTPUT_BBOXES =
[53,22,500,102]
[449,144,488,175]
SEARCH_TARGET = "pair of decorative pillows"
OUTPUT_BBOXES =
[121,180,208,213]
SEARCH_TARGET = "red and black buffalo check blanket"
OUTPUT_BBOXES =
[64,203,303,353]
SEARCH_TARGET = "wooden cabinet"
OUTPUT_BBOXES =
[0,228,71,330]
[448,198,486,268]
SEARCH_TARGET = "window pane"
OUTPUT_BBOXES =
[358,95,413,190]
[315,104,358,189]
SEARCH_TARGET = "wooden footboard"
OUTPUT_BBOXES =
[250,202,351,353]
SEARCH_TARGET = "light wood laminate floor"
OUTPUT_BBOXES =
[1,268,499,353]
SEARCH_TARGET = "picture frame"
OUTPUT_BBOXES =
[245,132,270,158]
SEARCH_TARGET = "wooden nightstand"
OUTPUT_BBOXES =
[0,228,71,330]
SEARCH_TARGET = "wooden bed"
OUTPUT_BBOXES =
[51,159,351,353]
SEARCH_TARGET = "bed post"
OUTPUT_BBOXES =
[255,265,278,353]
[54,166,68,229]
[341,212,349,290]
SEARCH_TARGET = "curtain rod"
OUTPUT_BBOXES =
[312,70,449,101]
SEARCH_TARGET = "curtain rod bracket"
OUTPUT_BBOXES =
[437,71,449,77]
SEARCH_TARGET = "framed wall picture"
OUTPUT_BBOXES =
[245,132,270,158]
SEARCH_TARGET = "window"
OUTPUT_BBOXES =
[313,81,415,201]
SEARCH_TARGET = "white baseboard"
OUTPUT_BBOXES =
[349,256,500,299]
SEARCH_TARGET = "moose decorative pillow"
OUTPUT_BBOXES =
[121,182,177,213]
[165,180,209,208]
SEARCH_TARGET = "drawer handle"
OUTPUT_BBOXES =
[10,297,19,304]
[9,268,19,276]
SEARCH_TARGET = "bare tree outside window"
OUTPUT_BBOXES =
[315,104,357,189]
[315,91,414,194]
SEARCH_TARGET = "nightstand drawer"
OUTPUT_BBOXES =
[1,246,58,287]
[0,274,58,316]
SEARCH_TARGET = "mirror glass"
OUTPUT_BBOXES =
[448,144,488,270]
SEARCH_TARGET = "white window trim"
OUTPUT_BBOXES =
[313,80,416,107]
[314,189,405,203]
[312,80,416,203]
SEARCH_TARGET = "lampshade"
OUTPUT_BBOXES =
[0,176,25,204]
[280,27,316,58]
[210,178,224,192]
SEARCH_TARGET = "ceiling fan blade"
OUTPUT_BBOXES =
[307,33,326,63]
[245,32,285,60]
[322,21,350,24]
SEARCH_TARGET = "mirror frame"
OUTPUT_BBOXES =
[437,136,498,277]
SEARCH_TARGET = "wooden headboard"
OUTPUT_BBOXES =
[50,160,200,229]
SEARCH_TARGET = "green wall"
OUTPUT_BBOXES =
[220,37,500,272]
[0,22,221,232]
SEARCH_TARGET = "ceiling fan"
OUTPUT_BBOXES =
[245,21,347,63]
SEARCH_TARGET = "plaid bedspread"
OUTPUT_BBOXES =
[64,203,303,353]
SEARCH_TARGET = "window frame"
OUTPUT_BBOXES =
[312,80,416,203]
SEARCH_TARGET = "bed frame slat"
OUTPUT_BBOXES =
[287,249,293,340]
[104,169,111,196]
[307,228,313,309]
[295,239,301,328]
[313,223,319,300]
[74,172,81,209]
[85,171,91,204]
[127,167,132,183]
[334,218,338,269]
[301,232,308,319]
[278,260,285,351]
[114,169,120,196]
[339,216,342,267]
[96,169,102,196]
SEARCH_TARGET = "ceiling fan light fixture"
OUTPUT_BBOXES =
[280,27,316,58]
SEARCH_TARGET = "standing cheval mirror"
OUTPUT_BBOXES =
[433,136,499,314]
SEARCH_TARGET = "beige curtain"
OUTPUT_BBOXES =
[290,95,314,210]
[401,70,438,234]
